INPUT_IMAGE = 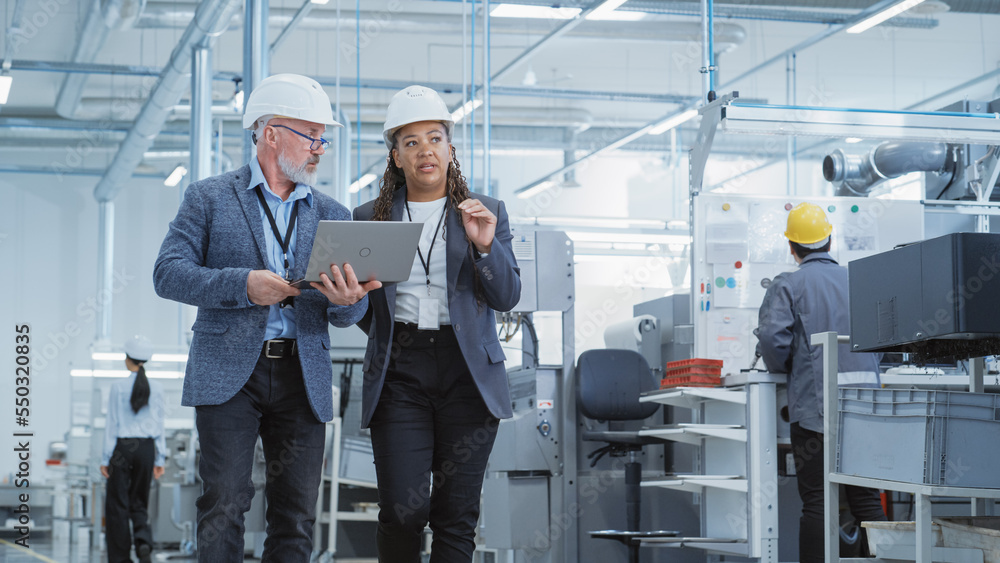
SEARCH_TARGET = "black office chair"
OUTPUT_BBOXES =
[577,349,677,563]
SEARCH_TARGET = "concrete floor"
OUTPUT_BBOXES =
[0,535,198,563]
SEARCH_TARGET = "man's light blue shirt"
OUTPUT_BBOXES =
[102,373,167,466]
[248,157,314,340]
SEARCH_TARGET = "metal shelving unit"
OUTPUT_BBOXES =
[637,373,783,561]
[813,332,1000,563]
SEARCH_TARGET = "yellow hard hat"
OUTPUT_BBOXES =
[785,203,832,245]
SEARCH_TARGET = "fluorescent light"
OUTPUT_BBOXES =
[451,99,483,123]
[526,216,668,229]
[310,0,329,4]
[586,0,644,21]
[648,109,699,135]
[152,353,188,362]
[232,89,245,110]
[71,369,185,379]
[845,137,864,143]
[91,352,188,362]
[164,165,187,187]
[0,75,11,105]
[92,352,126,361]
[516,180,556,199]
[565,231,691,245]
[490,4,581,19]
[846,0,928,34]
[349,173,377,193]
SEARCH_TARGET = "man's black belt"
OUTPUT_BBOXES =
[262,339,297,358]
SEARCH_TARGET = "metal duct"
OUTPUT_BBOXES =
[136,5,747,49]
[101,0,148,29]
[54,0,146,120]
[823,142,949,196]
[92,0,242,202]
[55,1,112,119]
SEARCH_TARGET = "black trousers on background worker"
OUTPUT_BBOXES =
[791,422,886,563]
[369,323,500,563]
[106,437,155,563]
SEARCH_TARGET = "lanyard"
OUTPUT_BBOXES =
[255,186,299,279]
[405,199,447,296]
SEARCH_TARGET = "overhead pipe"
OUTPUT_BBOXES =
[14,59,697,104]
[513,0,911,196]
[823,142,949,196]
[55,0,147,120]
[92,0,242,202]
[136,5,748,49]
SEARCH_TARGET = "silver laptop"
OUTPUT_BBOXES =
[296,221,424,286]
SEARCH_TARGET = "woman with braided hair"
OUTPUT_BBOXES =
[101,335,166,563]
[353,85,521,563]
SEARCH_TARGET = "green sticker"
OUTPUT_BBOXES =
[715,277,726,288]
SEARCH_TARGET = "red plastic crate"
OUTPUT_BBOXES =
[666,358,723,371]
[665,365,722,377]
[659,374,721,389]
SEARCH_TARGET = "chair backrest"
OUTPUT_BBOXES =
[576,349,660,421]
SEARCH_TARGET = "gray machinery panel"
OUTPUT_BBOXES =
[490,367,562,475]
[633,294,693,374]
[510,229,574,313]
[850,232,1000,361]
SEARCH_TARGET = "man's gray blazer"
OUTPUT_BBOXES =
[154,164,367,423]
[353,187,520,428]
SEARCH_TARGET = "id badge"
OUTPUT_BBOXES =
[418,298,441,330]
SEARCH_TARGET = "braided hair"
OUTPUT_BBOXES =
[127,356,150,414]
[372,141,486,306]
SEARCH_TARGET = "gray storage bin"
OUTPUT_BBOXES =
[836,388,1000,489]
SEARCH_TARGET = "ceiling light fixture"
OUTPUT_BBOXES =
[846,0,928,34]
[0,73,12,105]
[451,98,483,123]
[490,4,582,19]
[349,173,377,193]
[648,109,699,135]
[92,352,189,362]
[164,164,187,187]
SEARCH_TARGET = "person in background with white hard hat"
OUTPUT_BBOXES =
[353,85,520,562]
[154,74,380,562]
[101,335,165,563]
[756,203,886,563]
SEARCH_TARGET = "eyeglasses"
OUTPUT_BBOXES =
[271,124,330,151]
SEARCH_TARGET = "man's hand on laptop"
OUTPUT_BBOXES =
[248,270,301,306]
[312,263,382,306]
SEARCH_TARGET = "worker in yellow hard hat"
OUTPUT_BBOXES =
[756,202,886,562]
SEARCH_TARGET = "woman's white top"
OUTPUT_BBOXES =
[395,196,451,326]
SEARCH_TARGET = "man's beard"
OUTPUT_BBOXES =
[278,150,319,186]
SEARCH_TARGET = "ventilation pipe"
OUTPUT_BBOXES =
[823,142,949,196]
[92,0,242,202]
[55,0,146,119]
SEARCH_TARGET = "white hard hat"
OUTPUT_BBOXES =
[382,85,454,149]
[242,74,343,130]
[124,335,153,363]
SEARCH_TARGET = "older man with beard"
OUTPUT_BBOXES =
[154,74,380,562]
